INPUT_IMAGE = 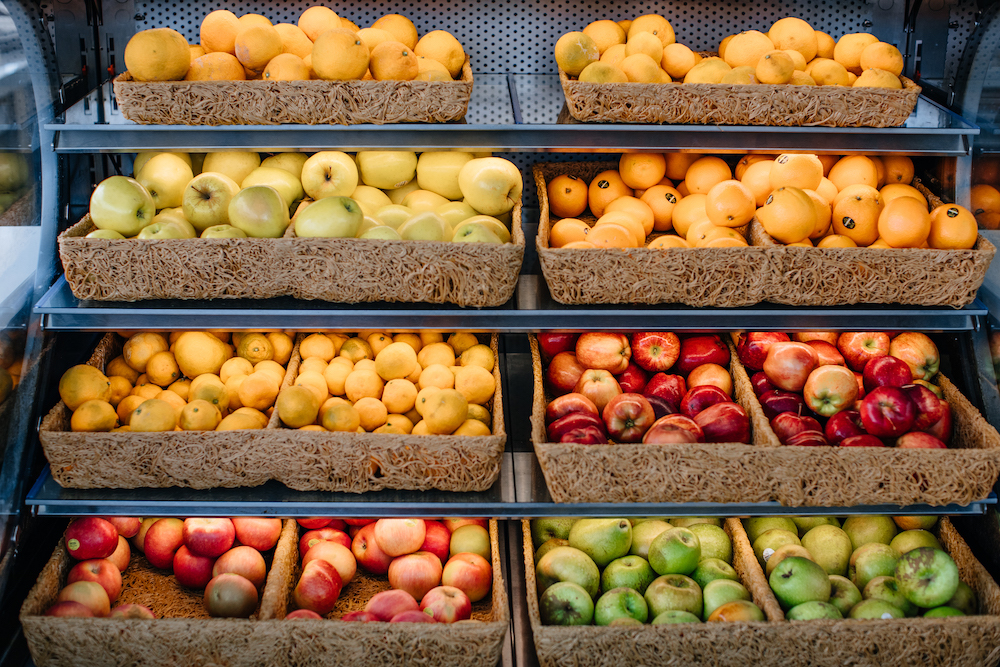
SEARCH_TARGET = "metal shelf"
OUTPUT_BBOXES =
[47,76,979,155]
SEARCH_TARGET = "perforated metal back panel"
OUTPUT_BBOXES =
[137,0,876,74]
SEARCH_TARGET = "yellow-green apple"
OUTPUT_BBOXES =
[568,518,632,568]
[232,517,282,552]
[648,527,700,576]
[849,543,899,590]
[824,409,865,445]
[417,151,474,199]
[758,389,806,420]
[890,530,941,555]
[143,518,184,569]
[535,538,569,564]
[206,573,259,617]
[202,152,261,186]
[576,333,631,374]
[301,151,359,200]
[360,225,401,240]
[356,151,417,190]
[800,525,852,576]
[398,210,451,241]
[922,400,952,440]
[387,180,420,204]
[702,579,750,620]
[293,559,342,616]
[946,581,977,615]
[530,518,576,548]
[285,609,324,620]
[374,518,426,557]
[458,157,522,216]
[297,518,333,530]
[213,546,267,589]
[763,341,819,392]
[630,332,680,372]
[108,536,131,572]
[792,517,838,536]
[132,518,160,553]
[137,218,197,239]
[261,153,307,180]
[364,588,419,621]
[103,516,141,538]
[602,393,655,442]
[133,151,191,176]
[434,201,475,229]
[889,332,940,380]
[679,385,729,419]
[546,351,586,395]
[66,517,119,560]
[628,520,671,560]
[388,551,443,601]
[294,196,363,238]
[837,332,890,372]
[443,552,492,602]
[544,393,598,424]
[182,172,240,231]
[457,215,510,242]
[643,373,687,412]
[420,585,473,623]
[859,387,916,437]
[615,362,648,394]
[850,599,904,619]
[895,547,960,608]
[136,153,193,209]
[449,524,489,560]
[303,541,356,585]
[686,363,732,396]
[173,545,217,589]
[57,581,111,617]
[108,603,156,619]
[228,185,290,238]
[352,523,393,574]
[897,432,947,449]
[863,356,912,392]
[753,529,801,569]
[688,524,731,563]
[376,204,413,230]
[803,365,858,417]
[201,224,247,238]
[45,601,95,618]
[745,517,797,544]
[300,527,351,555]
[676,335,730,375]
[594,587,648,625]
[242,167,304,208]
[894,516,938,531]
[737,332,791,372]
[537,333,579,363]
[67,559,122,602]
[652,609,701,624]
[644,574,702,617]
[642,414,704,444]
[902,384,946,431]
[828,574,862,616]
[764,544,813,577]
[403,189,450,212]
[769,556,831,610]
[452,221,502,243]
[86,229,125,239]
[89,176,156,237]
[602,555,657,593]
[785,600,842,619]
[183,518,236,558]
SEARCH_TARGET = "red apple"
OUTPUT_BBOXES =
[300,527,352,556]
[645,395,675,420]
[854,371,866,400]
[615,362,649,394]
[348,526,362,539]
[576,333,632,373]
[67,559,122,602]
[213,546,267,590]
[108,604,156,619]
[758,390,806,420]
[45,601,95,617]
[66,517,119,561]
[365,589,419,621]
[902,384,946,431]
[420,586,472,623]
[143,518,185,570]
[388,551,443,602]
[374,518,426,558]
[784,431,830,446]
[547,411,606,441]
[285,609,324,620]
[679,385,730,419]
[896,432,947,449]
[793,332,839,345]
[763,342,819,392]
[676,335,730,375]
[297,518,333,530]
[343,519,374,528]
[860,386,917,437]
[751,372,777,396]
[840,434,887,447]
[825,409,865,445]
[173,545,216,589]
[914,379,943,399]
[57,580,110,617]
[293,560,342,616]
[132,518,160,553]
[890,332,940,381]
[352,523,394,575]
[537,333,579,363]
[544,393,599,424]
[303,541,356,586]
[420,520,452,564]
[693,402,750,443]
[560,426,608,444]
[442,553,492,603]
[737,332,791,372]
[339,610,378,622]
[602,393,656,443]
[643,414,704,443]
[686,363,733,396]
[803,365,859,417]
[108,536,131,572]
[103,517,141,539]
[862,356,912,393]
[643,373,687,411]
[805,340,845,366]
[630,332,680,372]
[923,400,952,441]
[574,369,622,412]
[546,352,587,396]
[391,610,436,623]
[771,412,823,444]
[837,332,890,372]
[442,519,489,532]
[183,518,236,558]
[232,518,282,552]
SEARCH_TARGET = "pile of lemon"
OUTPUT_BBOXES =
[274,331,495,436]
[60,331,295,433]
[556,15,906,90]
[124,9,465,83]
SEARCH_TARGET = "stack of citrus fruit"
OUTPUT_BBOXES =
[972,184,1000,230]
[555,15,905,90]
[274,331,496,436]
[124,8,465,83]
[60,331,295,433]
[0,329,23,406]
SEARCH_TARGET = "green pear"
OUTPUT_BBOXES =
[568,518,632,569]
[753,529,801,570]
[791,516,840,537]
[849,599,904,619]
[539,582,594,626]
[531,518,577,548]
[769,556,831,610]
[201,224,247,239]
[842,516,897,551]
[849,543,900,591]
[945,581,977,615]
[889,530,942,555]
[535,546,600,598]
[744,517,797,544]
[863,576,918,617]
[648,528,701,576]
[651,610,700,624]
[535,538,568,565]
[800,525,853,576]
[924,606,965,617]
[629,520,672,559]
[689,524,732,564]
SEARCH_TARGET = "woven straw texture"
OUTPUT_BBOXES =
[19,519,300,667]
[558,69,920,127]
[0,189,35,227]
[272,333,506,493]
[113,59,473,126]
[285,201,524,307]
[262,520,509,667]
[534,162,769,306]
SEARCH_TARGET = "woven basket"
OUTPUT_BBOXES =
[264,520,509,666]
[112,59,473,126]
[558,69,921,127]
[271,333,506,493]
[19,519,300,667]
[530,333,1000,506]
[534,161,769,306]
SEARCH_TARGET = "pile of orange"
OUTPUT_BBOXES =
[555,15,905,90]
[972,184,1000,230]
[123,9,465,83]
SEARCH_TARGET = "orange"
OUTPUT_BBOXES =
[665,153,700,181]
[980,212,1000,230]
[807,58,850,86]
[185,52,245,80]
[234,25,282,73]
[648,235,690,248]
[625,31,663,63]
[755,51,794,84]
[627,15,675,48]
[273,23,314,59]
[828,155,878,190]
[617,20,633,34]
[818,234,857,248]
[562,241,596,248]
[703,232,749,247]
[782,49,808,72]
[600,44,628,67]
[414,30,465,78]
[718,35,734,60]
[870,155,886,187]
[834,33,879,74]
[588,223,636,248]
[238,14,272,30]
[769,153,823,190]
[661,43,698,79]
[740,159,776,206]
[928,204,978,249]
[619,153,667,189]
[596,211,645,245]
[832,183,882,208]
[879,183,926,206]
[125,28,190,81]
[804,189,833,238]
[550,218,591,247]
[583,20,626,54]
[620,53,662,82]
[815,31,836,59]
[357,28,395,52]
[833,193,882,246]
[640,185,681,231]
[787,239,813,247]
[817,154,839,176]
[201,10,241,55]
[854,68,902,89]
[882,155,914,184]
[684,156,732,194]
[723,30,774,69]
[605,196,656,235]
[371,14,418,49]
[757,187,816,244]
[671,194,709,237]
[683,58,730,84]
[370,41,418,81]
[869,238,892,248]
[971,184,1000,217]
[816,177,838,204]
[263,53,310,81]
[859,42,904,76]
[676,181,690,196]
[735,154,776,180]
[685,218,719,245]
[555,32,600,76]
[768,17,818,61]
[588,170,632,216]
[705,180,755,227]
[878,196,931,248]
[548,174,589,218]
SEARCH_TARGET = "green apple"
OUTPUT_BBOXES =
[435,201,478,229]
[351,185,393,215]
[458,157,523,216]
[753,529,801,570]
[889,530,942,555]
[452,222,502,244]
[386,180,420,205]
[651,610,700,624]
[923,606,965,617]
[201,225,247,239]
[375,204,414,229]
[863,576,918,617]
[534,538,568,565]
[242,167,304,209]
[945,581,977,615]
[648,528,701,576]
[86,229,126,239]
[629,520,672,559]
[301,151,358,200]
[842,516,897,551]
[691,558,738,590]
[398,211,451,241]
[202,152,261,186]
[261,152,308,180]
[531,518,577,548]
[568,518,632,569]
[765,544,814,578]
[539,581,594,626]
[800,525,852,577]
[608,616,643,626]
[535,546,599,598]
[894,547,960,609]
[594,587,648,625]
[644,574,702,618]
[786,600,842,620]
[850,543,900,591]
[89,175,156,236]
[702,579,750,620]
[744,517,797,544]
[137,153,194,209]
[416,151,475,199]
[402,189,451,213]
[848,599,904,619]
[791,516,840,537]
[133,150,191,176]
[228,185,290,238]
[182,171,240,231]
[360,226,401,240]
[769,556,831,610]
[828,575,862,617]
[294,196,363,238]
[668,518,722,529]
[601,555,656,595]
[356,151,417,190]
[688,524,732,564]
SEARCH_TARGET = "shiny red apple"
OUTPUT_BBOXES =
[679,385,730,419]
[824,409,865,445]
[803,365,858,417]
[643,373,686,412]
[922,400,952,441]
[771,412,823,445]
[837,332,890,372]
[642,414,704,443]
[862,355,912,392]
[546,351,587,396]
[602,393,655,443]
[630,332,680,372]
[763,342,819,392]
[859,386,917,438]
[576,333,631,374]
[840,435,886,447]
[758,390,806,420]
[896,432,947,449]
[574,369,622,412]
[545,393,600,424]
[676,335,730,375]
[537,333,579,363]
[615,362,649,394]
[737,332,791,372]
[547,411,606,441]
[902,384,946,431]
[693,402,750,443]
